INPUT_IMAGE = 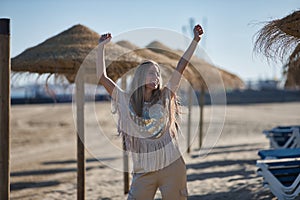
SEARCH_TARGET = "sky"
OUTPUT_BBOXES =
[1,0,299,83]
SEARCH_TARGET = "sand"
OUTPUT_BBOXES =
[9,102,300,200]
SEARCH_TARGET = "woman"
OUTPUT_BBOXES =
[97,24,203,200]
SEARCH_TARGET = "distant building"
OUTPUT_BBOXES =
[257,79,280,90]
[246,79,280,90]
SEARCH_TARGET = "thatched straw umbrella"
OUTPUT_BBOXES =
[11,24,143,84]
[285,43,300,87]
[116,40,177,81]
[254,10,300,88]
[146,41,245,90]
[11,24,145,198]
[117,40,245,90]
[116,40,181,83]
[116,40,140,51]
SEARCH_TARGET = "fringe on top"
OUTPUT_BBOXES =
[112,88,182,173]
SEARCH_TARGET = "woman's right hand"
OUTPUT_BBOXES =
[99,33,112,45]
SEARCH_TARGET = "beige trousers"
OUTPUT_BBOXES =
[127,157,188,200]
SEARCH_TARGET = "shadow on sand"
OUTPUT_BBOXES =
[11,181,60,191]
[42,157,118,165]
[10,157,118,191]
[191,142,266,158]
[11,166,96,177]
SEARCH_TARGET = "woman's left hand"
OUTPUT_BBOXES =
[99,33,112,45]
[193,24,203,42]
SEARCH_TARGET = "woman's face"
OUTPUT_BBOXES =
[145,64,160,90]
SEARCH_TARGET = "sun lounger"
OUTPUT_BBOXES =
[263,126,300,149]
[258,148,300,159]
[276,126,300,130]
[257,158,300,200]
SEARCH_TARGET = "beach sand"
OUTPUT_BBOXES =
[10,102,300,200]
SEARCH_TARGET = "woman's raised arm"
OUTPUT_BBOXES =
[97,33,122,98]
[167,24,203,93]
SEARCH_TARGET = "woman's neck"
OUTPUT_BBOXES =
[144,88,153,102]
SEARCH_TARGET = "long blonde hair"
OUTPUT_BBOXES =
[129,60,180,127]
[129,60,162,117]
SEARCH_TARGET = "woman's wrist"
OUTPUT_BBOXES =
[98,44,105,50]
[193,37,201,42]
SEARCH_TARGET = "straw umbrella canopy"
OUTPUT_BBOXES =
[144,41,204,88]
[117,40,244,91]
[118,40,207,89]
[146,41,245,90]
[254,10,300,88]
[285,43,300,87]
[11,24,143,84]
[117,40,185,85]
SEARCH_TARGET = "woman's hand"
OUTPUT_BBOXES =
[99,33,112,45]
[193,24,203,42]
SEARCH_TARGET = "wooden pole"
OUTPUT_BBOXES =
[0,18,10,200]
[76,75,85,200]
[121,76,129,194]
[187,86,192,154]
[199,86,205,149]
